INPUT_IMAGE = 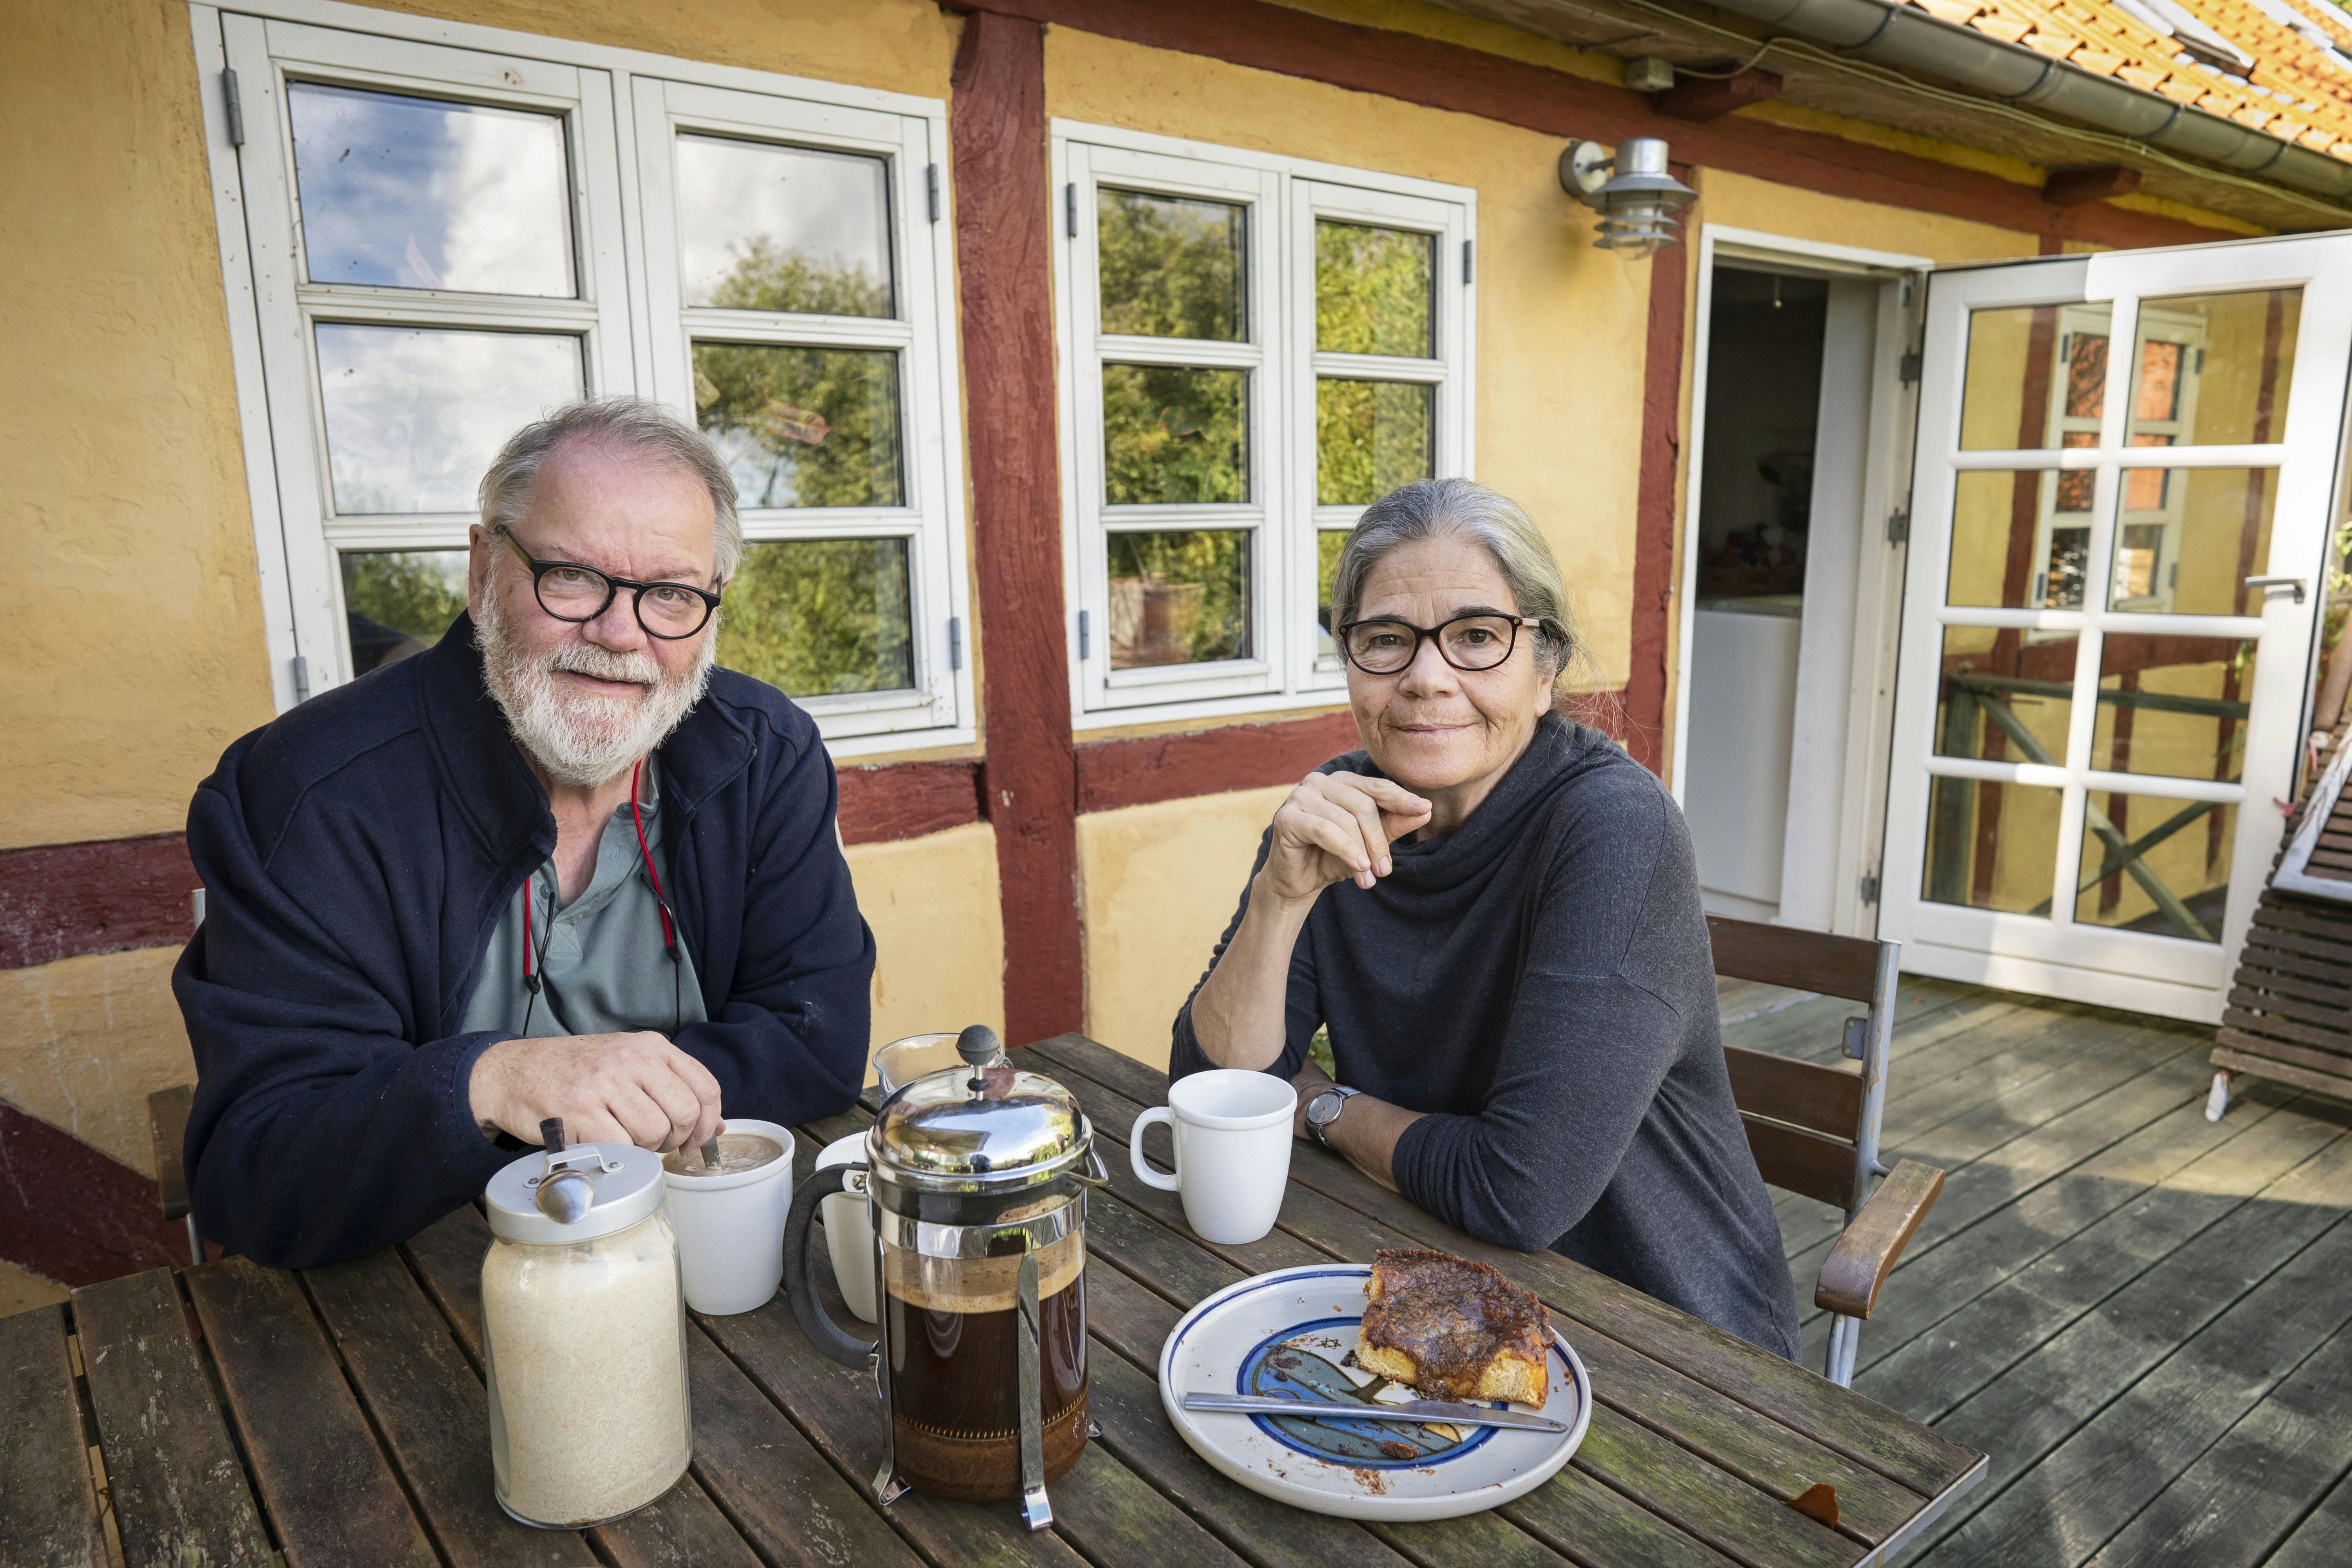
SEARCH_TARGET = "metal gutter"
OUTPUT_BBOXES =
[1702,0,2352,199]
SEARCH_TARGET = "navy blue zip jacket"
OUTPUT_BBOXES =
[172,615,875,1267]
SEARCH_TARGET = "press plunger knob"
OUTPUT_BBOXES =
[956,1024,1003,1068]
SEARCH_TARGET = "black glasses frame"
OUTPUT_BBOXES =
[1336,612,1528,675]
[495,525,722,640]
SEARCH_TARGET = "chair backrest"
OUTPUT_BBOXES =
[1706,915,1900,1218]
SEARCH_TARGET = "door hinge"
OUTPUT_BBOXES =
[1462,240,1475,285]
[947,615,963,671]
[290,653,311,704]
[1898,348,1922,387]
[222,68,245,147]
[1886,505,1910,546]
[1078,609,1091,661]
[1858,870,1880,907]
[926,163,940,223]
[1065,182,1078,239]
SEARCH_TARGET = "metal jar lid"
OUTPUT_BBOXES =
[485,1142,667,1244]
[869,1027,1092,1195]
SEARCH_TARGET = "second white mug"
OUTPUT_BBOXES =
[1130,1069,1296,1245]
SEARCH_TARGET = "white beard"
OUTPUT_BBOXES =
[475,586,716,788]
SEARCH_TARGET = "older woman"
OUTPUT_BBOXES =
[1171,479,1800,1357]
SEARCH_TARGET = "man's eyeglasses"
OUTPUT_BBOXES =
[1336,613,1528,675]
[494,525,722,640]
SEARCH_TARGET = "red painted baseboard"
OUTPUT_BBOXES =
[0,1101,190,1287]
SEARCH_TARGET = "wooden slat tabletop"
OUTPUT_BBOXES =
[1,1035,1984,1568]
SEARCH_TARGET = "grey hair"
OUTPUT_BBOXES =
[477,396,742,583]
[1329,479,1579,695]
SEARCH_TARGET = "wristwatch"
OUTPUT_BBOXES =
[1305,1085,1363,1148]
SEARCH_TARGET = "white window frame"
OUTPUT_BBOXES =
[1050,121,1474,727]
[191,0,973,755]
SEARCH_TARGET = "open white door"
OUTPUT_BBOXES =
[1880,234,2352,1023]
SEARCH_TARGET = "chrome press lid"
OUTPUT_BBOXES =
[871,1060,1092,1193]
[485,1142,668,1244]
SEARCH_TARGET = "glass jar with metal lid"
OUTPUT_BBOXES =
[481,1121,691,1529]
[784,1025,1100,1529]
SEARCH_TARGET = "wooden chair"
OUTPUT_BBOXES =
[1707,914,1946,1387]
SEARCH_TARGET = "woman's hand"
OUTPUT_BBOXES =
[1261,772,1432,906]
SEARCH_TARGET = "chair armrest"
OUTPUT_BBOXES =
[149,1084,194,1223]
[1815,1159,1944,1319]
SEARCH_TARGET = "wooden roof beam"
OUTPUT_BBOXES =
[2042,164,2145,205]
[1652,66,1784,122]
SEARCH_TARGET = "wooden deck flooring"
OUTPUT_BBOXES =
[1719,975,2352,1567]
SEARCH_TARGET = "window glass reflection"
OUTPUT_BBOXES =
[1947,470,2077,609]
[1959,304,2090,451]
[1317,379,1432,506]
[2090,634,2254,782]
[2107,466,2278,615]
[340,549,468,675]
[290,83,574,297]
[1922,778,2062,913]
[1096,190,1246,341]
[1318,529,1349,659]
[2075,792,2234,942]
[1102,365,1248,505]
[694,344,903,508]
[1316,222,1434,358]
[1107,530,1250,668]
[315,325,581,513]
[716,538,913,695]
[1933,624,2074,766]
[2128,289,2299,447]
[676,136,892,317]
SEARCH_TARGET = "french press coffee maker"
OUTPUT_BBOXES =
[785,1025,1097,1529]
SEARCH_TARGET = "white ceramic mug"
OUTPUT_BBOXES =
[661,1121,795,1315]
[1130,1070,1297,1245]
[813,1132,879,1323]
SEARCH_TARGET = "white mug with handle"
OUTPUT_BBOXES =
[1130,1069,1297,1244]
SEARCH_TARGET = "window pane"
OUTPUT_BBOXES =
[2106,467,2278,615]
[676,136,892,317]
[694,344,903,508]
[316,325,581,513]
[1102,365,1247,505]
[1096,190,1245,341]
[1947,470,2088,609]
[1317,379,1433,506]
[2129,290,2299,446]
[340,549,467,675]
[1960,304,2098,450]
[2090,634,2255,782]
[1934,625,2074,766]
[1107,531,1250,668]
[1922,778,2062,913]
[716,538,913,696]
[2075,792,2234,942]
[1316,222,1434,358]
[1318,528,1349,659]
[289,83,573,297]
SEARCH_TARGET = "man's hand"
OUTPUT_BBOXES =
[469,1033,723,1154]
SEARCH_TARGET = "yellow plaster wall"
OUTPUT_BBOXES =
[1046,30,1650,688]
[845,822,1007,1064]
[0,948,196,1179]
[1,2,276,849]
[1075,786,1291,1069]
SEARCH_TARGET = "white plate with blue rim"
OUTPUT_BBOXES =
[1158,1263,1592,1520]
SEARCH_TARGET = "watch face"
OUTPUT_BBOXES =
[1308,1090,1342,1124]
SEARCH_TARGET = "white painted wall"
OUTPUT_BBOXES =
[1688,605,1804,920]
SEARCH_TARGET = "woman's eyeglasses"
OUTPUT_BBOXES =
[495,525,722,639]
[1337,613,1526,675]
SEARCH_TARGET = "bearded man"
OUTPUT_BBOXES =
[174,397,875,1268]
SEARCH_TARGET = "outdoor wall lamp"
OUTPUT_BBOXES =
[1559,137,1696,259]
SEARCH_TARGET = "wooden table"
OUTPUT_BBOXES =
[1,1036,1984,1568]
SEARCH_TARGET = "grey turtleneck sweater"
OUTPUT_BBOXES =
[1169,717,1801,1359]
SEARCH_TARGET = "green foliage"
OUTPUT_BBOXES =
[1097,190,1245,341]
[717,539,913,697]
[1317,529,1348,639]
[342,550,467,641]
[702,236,889,318]
[1316,221,1433,357]
[1106,530,1250,667]
[1316,379,1432,506]
[1102,365,1248,505]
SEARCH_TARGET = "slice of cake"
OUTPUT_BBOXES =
[1356,1249,1550,1405]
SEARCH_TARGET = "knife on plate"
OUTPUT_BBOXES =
[1180,1392,1567,1434]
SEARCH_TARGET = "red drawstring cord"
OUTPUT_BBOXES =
[631,758,678,961]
